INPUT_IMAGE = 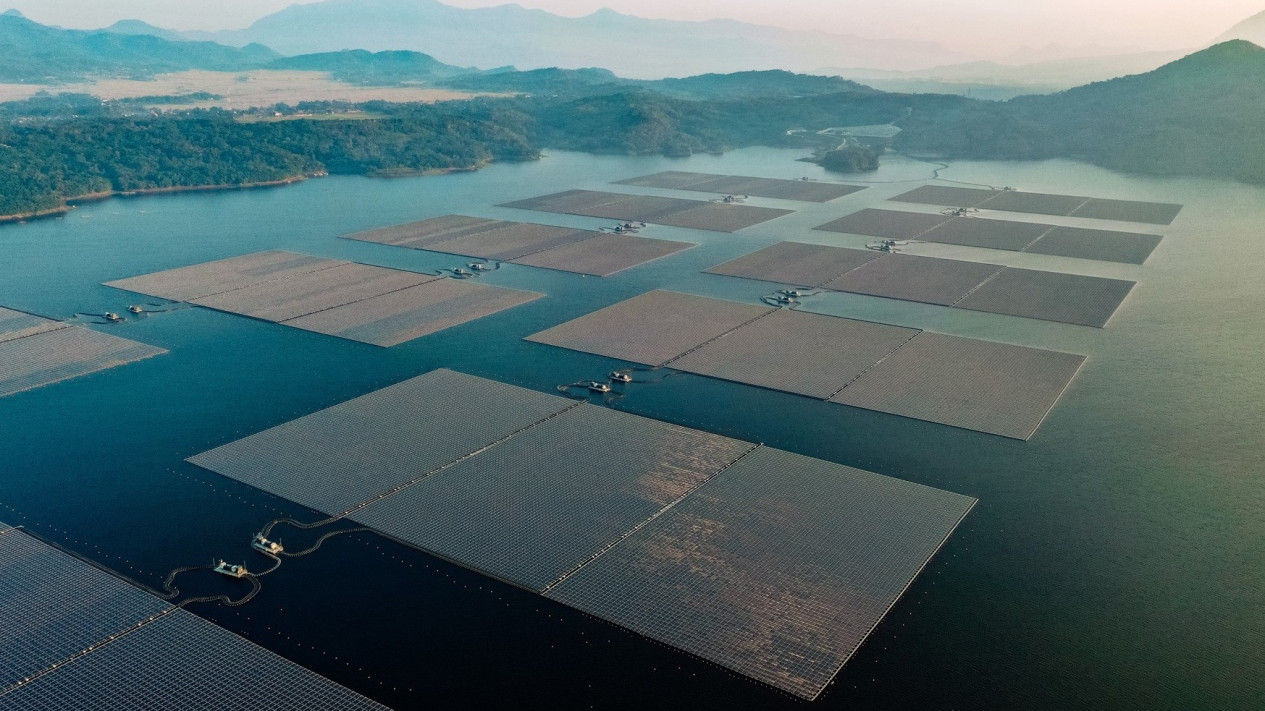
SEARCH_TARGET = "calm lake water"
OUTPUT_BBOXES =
[0,148,1261,710]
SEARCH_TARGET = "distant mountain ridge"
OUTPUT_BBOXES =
[172,0,969,78]
[0,10,277,82]
[1217,9,1265,45]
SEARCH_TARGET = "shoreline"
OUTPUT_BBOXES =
[0,161,509,225]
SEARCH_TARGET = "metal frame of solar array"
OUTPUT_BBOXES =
[187,369,977,700]
[343,215,696,277]
[526,291,1086,440]
[706,242,1136,328]
[815,208,1165,264]
[0,525,389,710]
[616,171,866,203]
[104,251,541,347]
[499,190,794,232]
[0,306,167,399]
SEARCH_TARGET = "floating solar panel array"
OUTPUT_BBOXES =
[500,189,793,232]
[707,242,1135,327]
[344,215,694,276]
[616,171,865,202]
[0,306,166,399]
[104,251,540,347]
[816,208,1163,264]
[0,525,388,710]
[189,369,975,699]
[526,291,1085,439]
[890,185,1184,225]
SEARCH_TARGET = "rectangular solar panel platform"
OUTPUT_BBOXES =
[106,251,540,347]
[350,404,755,591]
[705,243,1133,327]
[617,171,865,202]
[814,209,1164,264]
[0,526,388,710]
[500,190,793,232]
[189,368,575,516]
[669,309,918,398]
[953,267,1136,328]
[829,332,1086,440]
[345,215,694,276]
[891,185,1182,225]
[187,370,977,699]
[544,447,976,700]
[814,208,950,239]
[527,291,1086,437]
[705,241,881,288]
[526,290,773,367]
[822,252,1005,306]
[0,315,167,400]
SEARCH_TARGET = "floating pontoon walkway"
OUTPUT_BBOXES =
[616,171,865,202]
[0,524,388,710]
[189,369,976,701]
[105,251,540,347]
[708,242,1135,327]
[344,215,694,276]
[816,208,1164,264]
[500,190,793,232]
[526,291,1086,439]
[0,306,166,399]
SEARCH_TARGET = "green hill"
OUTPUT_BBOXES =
[0,11,278,82]
[268,49,475,85]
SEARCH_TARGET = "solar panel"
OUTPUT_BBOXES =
[953,268,1136,328]
[1023,226,1163,264]
[705,241,881,287]
[893,185,1183,224]
[822,253,1004,306]
[350,405,753,591]
[0,526,387,710]
[189,369,574,516]
[919,217,1052,252]
[0,610,390,710]
[545,447,977,700]
[525,290,773,367]
[670,309,918,398]
[0,530,170,688]
[0,307,70,344]
[617,172,863,202]
[829,332,1086,440]
[1069,198,1183,225]
[890,185,999,207]
[343,214,502,247]
[510,234,694,276]
[420,222,594,261]
[0,327,167,400]
[190,264,439,323]
[104,251,344,302]
[501,190,792,232]
[814,208,950,239]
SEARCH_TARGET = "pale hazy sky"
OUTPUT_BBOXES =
[8,0,1263,54]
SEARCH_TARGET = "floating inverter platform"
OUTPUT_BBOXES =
[545,447,975,700]
[0,307,166,399]
[344,215,694,276]
[0,525,388,710]
[706,242,1136,327]
[815,208,1164,264]
[890,184,1183,225]
[616,171,865,202]
[499,189,793,232]
[188,369,976,700]
[105,251,540,347]
[526,291,1086,438]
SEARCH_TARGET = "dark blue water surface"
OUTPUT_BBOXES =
[0,149,1261,710]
